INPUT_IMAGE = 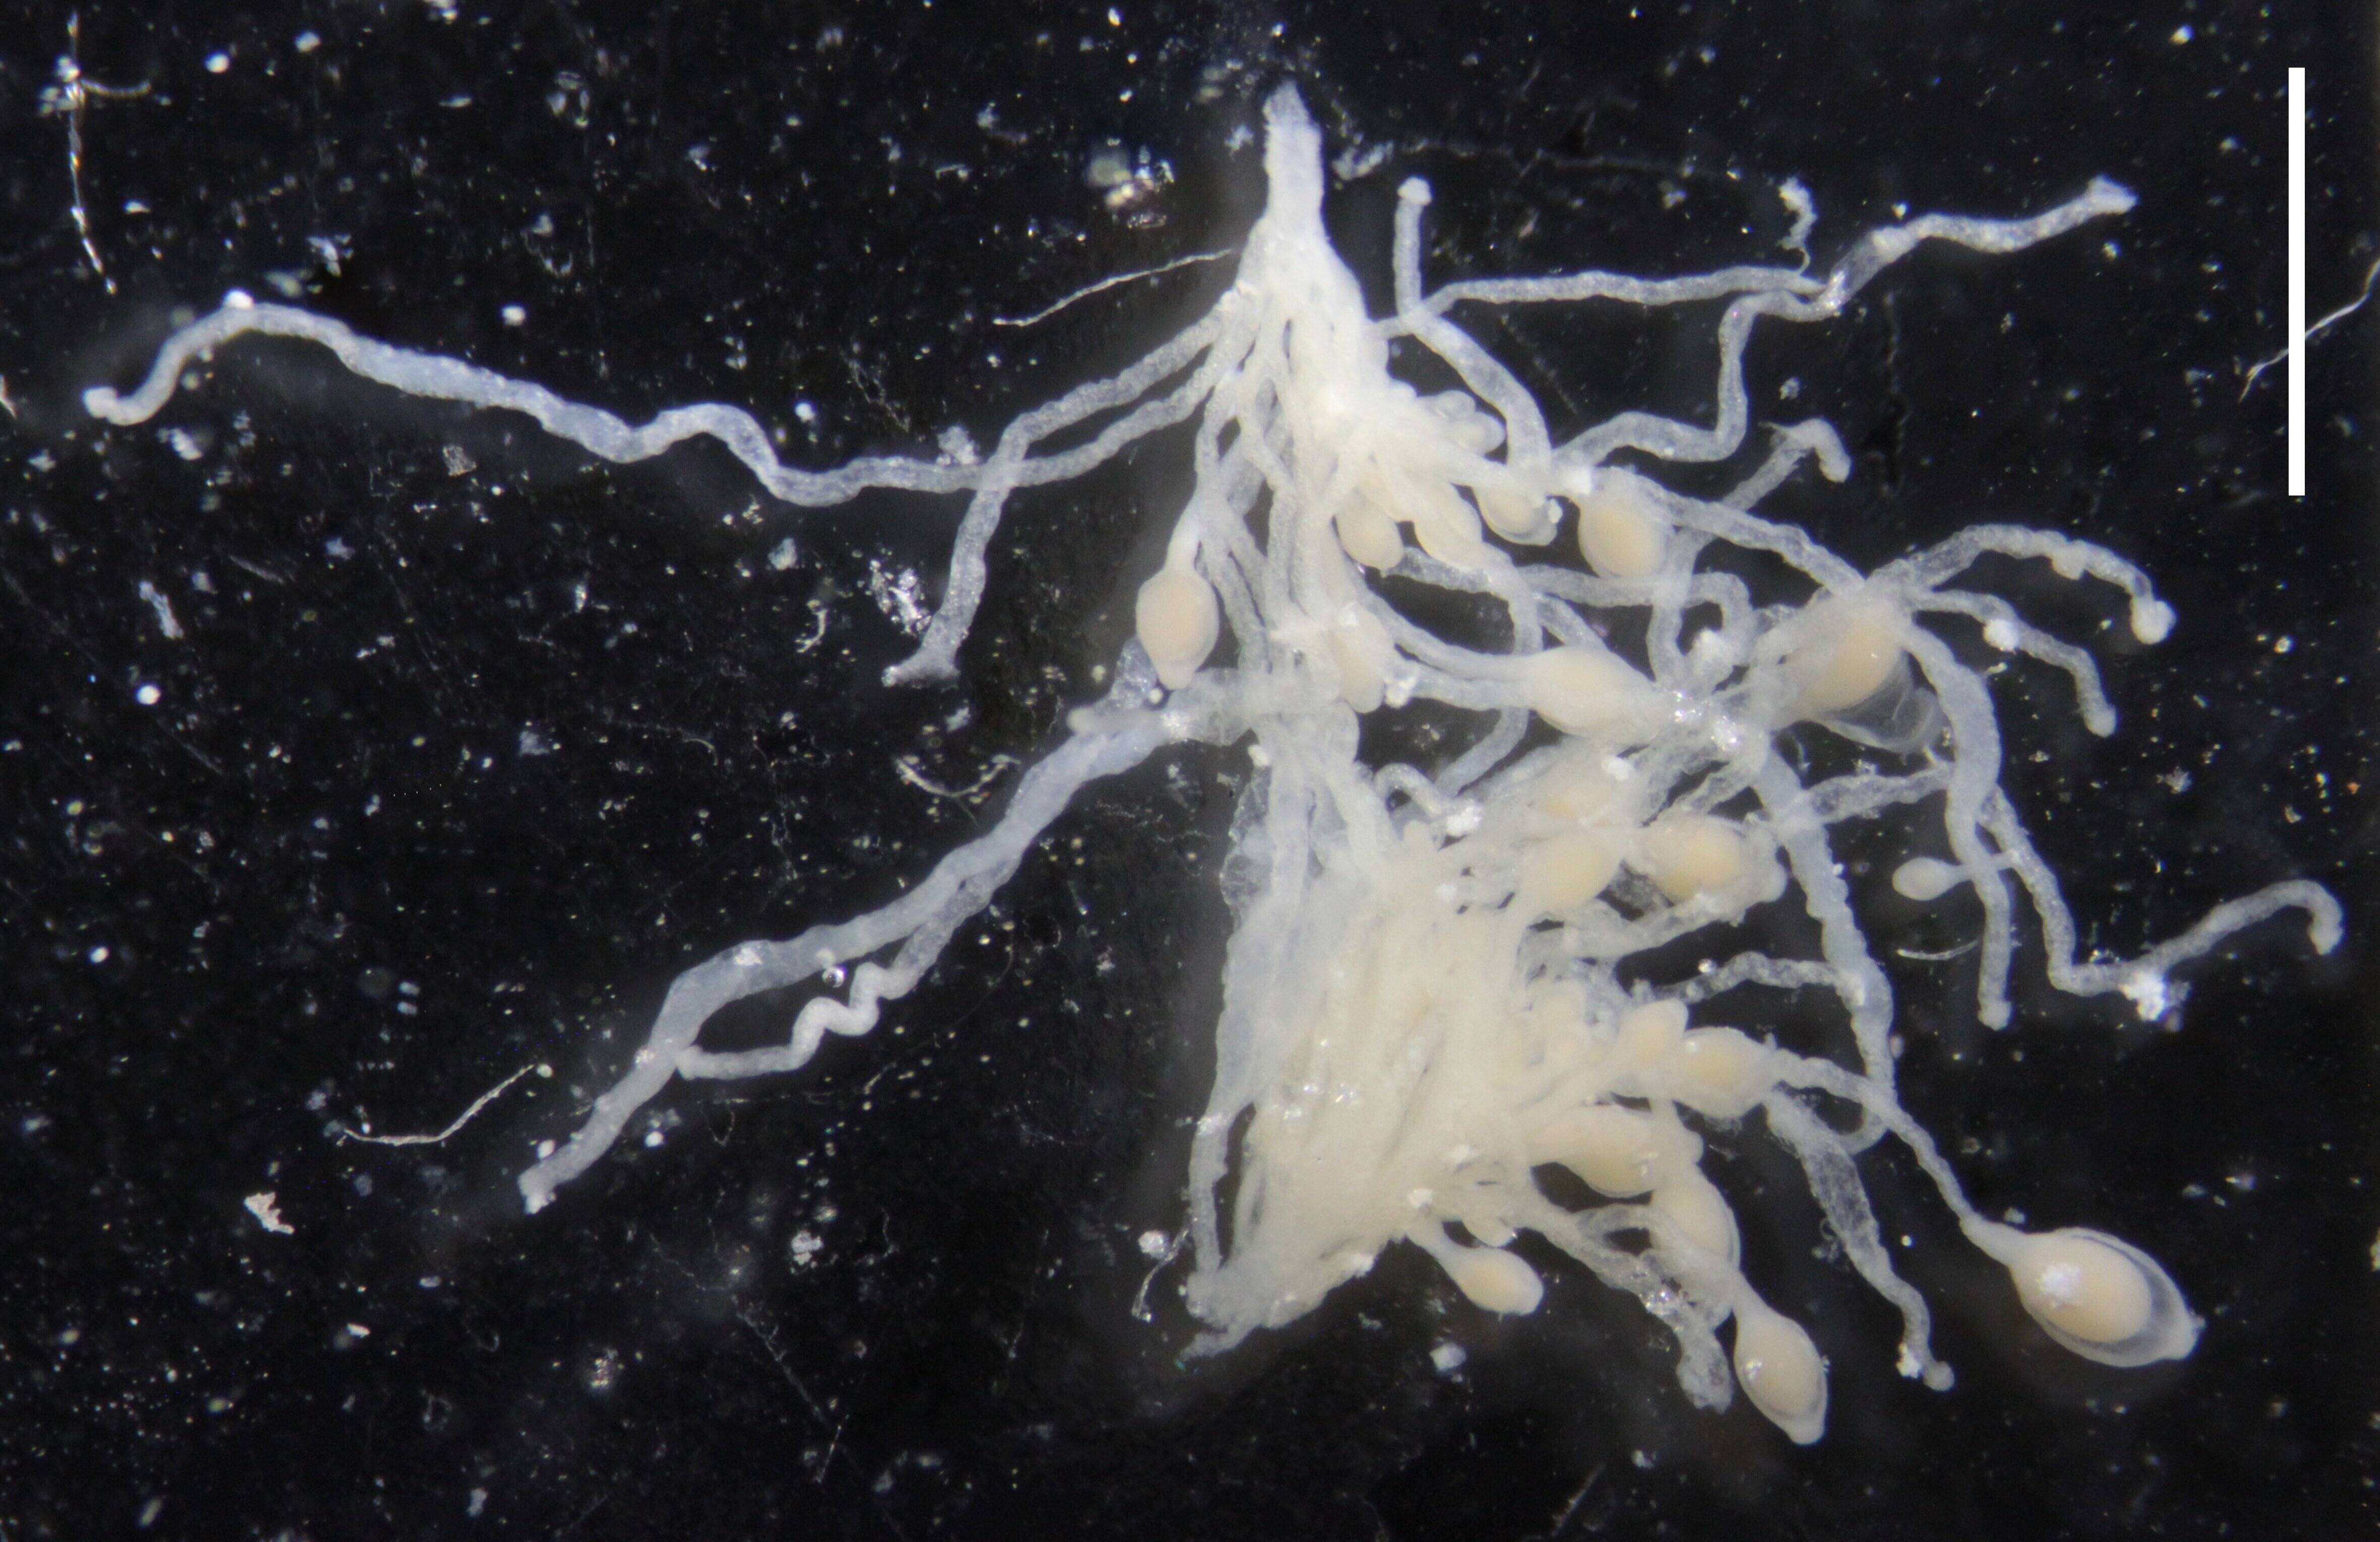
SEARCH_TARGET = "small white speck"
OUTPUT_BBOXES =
[501,304,527,326]
[87,944,110,964]
[2170,24,2193,43]
[137,580,185,639]
[134,683,161,706]
[294,31,320,53]
[794,399,819,425]
[1429,1342,1466,1372]
[2274,635,2294,654]
[769,537,799,571]
[245,1192,294,1235]
[2118,970,2171,1020]
[205,51,230,74]
[865,559,932,636]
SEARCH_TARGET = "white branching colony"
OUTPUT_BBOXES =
[91,86,2339,1443]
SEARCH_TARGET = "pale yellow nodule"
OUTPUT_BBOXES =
[1134,565,1220,689]
[1733,1299,1828,1445]
[2010,1230,2154,1347]
[1573,466,1670,579]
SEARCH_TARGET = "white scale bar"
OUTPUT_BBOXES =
[2287,66,2306,498]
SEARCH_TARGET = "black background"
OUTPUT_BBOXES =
[2,3,2373,1539]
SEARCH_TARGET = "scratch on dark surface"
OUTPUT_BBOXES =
[736,1306,839,1465]
[729,1302,910,1537]
[990,1225,1052,1400]
[224,553,291,585]
[0,568,227,778]
[367,524,466,717]
[1489,308,1592,431]
[546,1483,615,1540]
[596,708,722,758]
[1541,1461,1607,1538]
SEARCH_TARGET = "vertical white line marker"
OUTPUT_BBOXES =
[2287,66,2307,498]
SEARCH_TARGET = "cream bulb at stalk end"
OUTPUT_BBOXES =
[1446,1246,1545,1315]
[1733,1298,1828,1444]
[1134,564,1220,689]
[1573,466,1671,579]
[2004,1228,2198,1366]
[1524,646,1665,742]
[1785,593,1909,719]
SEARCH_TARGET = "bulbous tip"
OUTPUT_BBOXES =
[2005,1227,2199,1367]
[1447,1247,1544,1316]
[2086,176,2140,215]
[1258,81,1327,224]
[1733,1299,1828,1445]
[1262,80,1312,131]
[1135,565,1221,690]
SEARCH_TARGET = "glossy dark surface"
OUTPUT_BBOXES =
[3,3,2372,1538]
